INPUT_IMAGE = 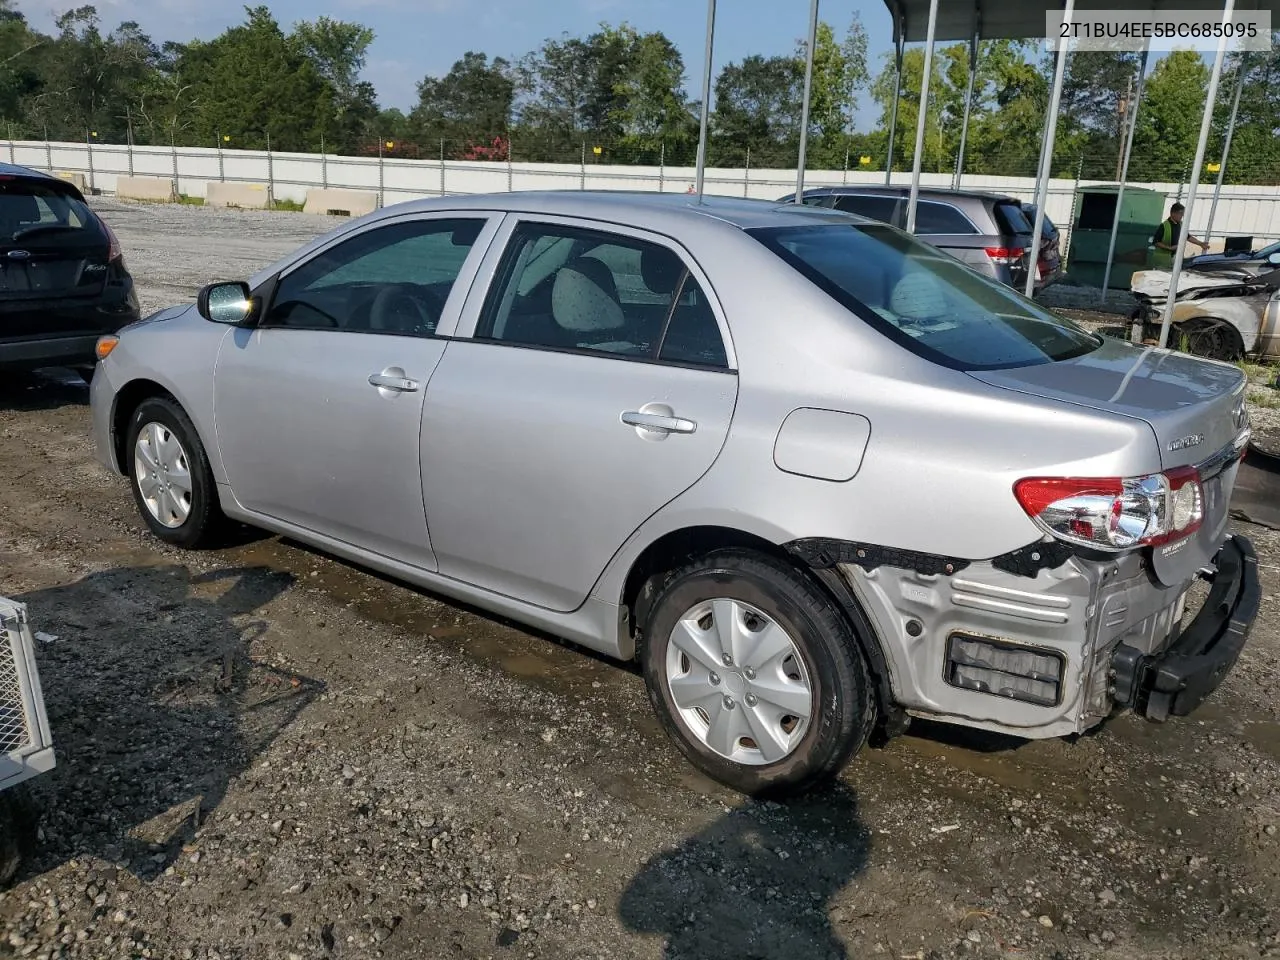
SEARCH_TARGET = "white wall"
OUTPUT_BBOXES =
[12,138,1280,245]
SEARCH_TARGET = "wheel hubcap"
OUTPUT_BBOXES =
[665,598,813,766]
[134,422,193,529]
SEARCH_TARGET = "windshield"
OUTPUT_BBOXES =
[750,222,1103,371]
[0,180,101,247]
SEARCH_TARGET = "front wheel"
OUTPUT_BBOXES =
[125,396,226,549]
[640,549,875,797]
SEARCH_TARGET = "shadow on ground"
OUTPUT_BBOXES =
[11,563,321,883]
[0,369,89,412]
[618,780,869,959]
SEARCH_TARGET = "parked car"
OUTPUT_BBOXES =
[0,162,139,381]
[1130,253,1280,360]
[1185,238,1280,270]
[1020,202,1064,288]
[777,185,1036,290]
[89,192,1258,796]
[1,594,55,888]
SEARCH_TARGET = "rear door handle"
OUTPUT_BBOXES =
[369,372,419,393]
[621,411,696,434]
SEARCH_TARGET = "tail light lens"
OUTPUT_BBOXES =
[97,214,123,264]
[985,246,1026,265]
[1014,467,1203,552]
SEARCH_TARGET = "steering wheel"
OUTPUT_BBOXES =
[368,284,442,336]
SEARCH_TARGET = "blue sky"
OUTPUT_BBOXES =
[16,0,902,127]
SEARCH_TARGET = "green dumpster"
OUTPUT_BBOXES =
[1066,185,1168,289]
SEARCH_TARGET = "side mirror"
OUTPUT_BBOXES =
[1268,252,1280,266]
[197,281,255,325]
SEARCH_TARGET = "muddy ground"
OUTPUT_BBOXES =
[1,201,1278,960]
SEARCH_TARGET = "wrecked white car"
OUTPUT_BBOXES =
[0,596,54,887]
[1130,253,1280,361]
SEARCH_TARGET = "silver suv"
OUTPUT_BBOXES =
[781,186,1037,290]
[87,192,1259,796]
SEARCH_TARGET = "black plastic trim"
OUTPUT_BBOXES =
[1112,535,1259,722]
[785,537,970,577]
[990,540,1077,578]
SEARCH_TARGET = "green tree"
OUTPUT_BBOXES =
[711,54,802,166]
[293,16,378,152]
[173,6,333,151]
[1130,50,1210,183]
[610,28,695,162]
[412,51,514,156]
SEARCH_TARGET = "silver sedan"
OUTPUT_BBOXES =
[89,191,1259,795]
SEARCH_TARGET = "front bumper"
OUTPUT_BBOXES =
[1112,534,1259,722]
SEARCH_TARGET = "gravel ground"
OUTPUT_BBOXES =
[1,200,1278,960]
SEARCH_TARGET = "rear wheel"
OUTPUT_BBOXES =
[125,396,226,549]
[640,549,875,797]
[1177,318,1244,362]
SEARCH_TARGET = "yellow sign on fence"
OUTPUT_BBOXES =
[859,155,872,166]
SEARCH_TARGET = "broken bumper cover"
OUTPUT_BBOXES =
[1112,535,1259,722]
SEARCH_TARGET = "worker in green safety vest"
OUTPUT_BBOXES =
[1151,202,1208,269]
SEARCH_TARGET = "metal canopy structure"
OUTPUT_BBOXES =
[876,0,1280,349]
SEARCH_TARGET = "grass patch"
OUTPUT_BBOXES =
[271,198,304,212]
[177,194,204,206]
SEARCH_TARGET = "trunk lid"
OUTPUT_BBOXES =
[970,337,1248,584]
[968,337,1248,472]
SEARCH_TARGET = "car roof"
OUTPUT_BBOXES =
[365,189,878,234]
[0,161,61,183]
[797,185,1018,204]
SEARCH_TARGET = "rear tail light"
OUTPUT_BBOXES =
[97,214,123,264]
[1014,467,1203,552]
[985,246,1026,265]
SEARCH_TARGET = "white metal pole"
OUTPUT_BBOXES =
[1205,54,1247,243]
[694,0,716,204]
[1158,0,1235,349]
[953,31,978,190]
[905,0,939,234]
[1100,45,1149,302]
[884,46,902,185]
[1025,0,1075,299]
[795,0,821,202]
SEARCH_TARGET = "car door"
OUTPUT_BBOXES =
[213,212,500,570]
[420,216,739,612]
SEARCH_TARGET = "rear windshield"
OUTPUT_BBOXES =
[993,201,1033,236]
[749,222,1102,371]
[0,180,101,248]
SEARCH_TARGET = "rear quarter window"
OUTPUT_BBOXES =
[993,201,1033,236]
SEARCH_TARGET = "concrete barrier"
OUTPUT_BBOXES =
[304,188,378,217]
[115,176,176,203]
[54,171,88,192]
[206,181,270,209]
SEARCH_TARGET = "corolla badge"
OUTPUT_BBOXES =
[1168,434,1203,452]
[6,249,30,260]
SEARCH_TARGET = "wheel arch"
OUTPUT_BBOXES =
[616,523,897,732]
[110,378,219,482]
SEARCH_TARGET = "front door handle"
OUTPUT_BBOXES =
[369,370,419,393]
[621,410,696,435]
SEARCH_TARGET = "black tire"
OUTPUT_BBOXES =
[1176,318,1244,362]
[125,396,226,549]
[640,548,876,797]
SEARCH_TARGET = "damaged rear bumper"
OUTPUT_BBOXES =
[1112,534,1259,722]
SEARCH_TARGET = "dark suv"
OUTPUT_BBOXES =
[0,163,139,380]
[778,185,1036,290]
